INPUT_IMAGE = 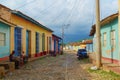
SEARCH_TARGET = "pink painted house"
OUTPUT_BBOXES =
[50,34,62,56]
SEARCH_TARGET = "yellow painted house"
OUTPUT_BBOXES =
[10,10,53,57]
[0,4,53,61]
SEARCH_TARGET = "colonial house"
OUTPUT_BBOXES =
[51,34,62,56]
[0,4,16,61]
[89,13,119,64]
[0,4,53,61]
[67,42,86,51]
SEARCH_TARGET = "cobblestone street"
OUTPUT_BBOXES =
[4,50,120,80]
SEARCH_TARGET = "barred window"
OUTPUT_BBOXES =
[103,32,107,47]
[111,30,115,47]
[0,32,5,46]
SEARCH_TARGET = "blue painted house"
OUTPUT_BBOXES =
[90,13,119,64]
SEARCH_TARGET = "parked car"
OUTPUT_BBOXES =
[77,49,88,60]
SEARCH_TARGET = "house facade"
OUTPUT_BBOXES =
[10,10,53,58]
[51,34,62,56]
[67,42,86,51]
[90,13,119,64]
[86,40,93,53]
[0,5,16,61]
[0,4,53,61]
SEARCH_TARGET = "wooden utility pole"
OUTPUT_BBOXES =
[61,24,70,54]
[61,26,64,55]
[118,0,120,65]
[95,0,102,68]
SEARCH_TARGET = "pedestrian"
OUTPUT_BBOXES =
[20,51,26,66]
[9,51,20,69]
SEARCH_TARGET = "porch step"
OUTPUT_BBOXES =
[0,66,5,78]
[0,62,15,72]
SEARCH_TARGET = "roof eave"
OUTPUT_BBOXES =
[11,10,53,32]
[89,13,118,36]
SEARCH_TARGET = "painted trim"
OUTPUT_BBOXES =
[0,56,9,61]
[16,25,24,28]
[0,17,16,26]
[102,57,119,64]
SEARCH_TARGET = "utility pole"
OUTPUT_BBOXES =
[61,24,70,54]
[61,26,64,55]
[118,0,120,65]
[95,0,102,68]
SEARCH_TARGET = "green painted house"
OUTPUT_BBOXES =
[90,13,120,64]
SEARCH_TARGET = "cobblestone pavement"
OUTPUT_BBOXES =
[4,50,120,80]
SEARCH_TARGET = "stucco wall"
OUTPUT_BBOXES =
[0,5,11,22]
[0,22,10,58]
[11,14,52,57]
[101,18,119,60]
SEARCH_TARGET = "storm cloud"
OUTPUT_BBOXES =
[0,0,118,43]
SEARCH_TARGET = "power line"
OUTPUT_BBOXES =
[72,0,88,25]
[91,0,95,26]
[63,0,89,43]
[32,0,72,28]
[65,0,81,25]
[45,0,78,38]
[63,0,78,26]
[12,0,58,23]
[33,0,60,19]
[0,0,5,3]
[13,0,57,18]
[52,0,82,31]
[14,0,38,10]
[46,0,75,26]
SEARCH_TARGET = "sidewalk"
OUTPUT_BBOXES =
[88,53,120,74]
[102,61,120,74]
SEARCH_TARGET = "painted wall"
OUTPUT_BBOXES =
[93,34,97,54]
[11,14,52,57]
[86,43,93,53]
[0,5,11,22]
[52,36,61,54]
[52,38,54,51]
[101,18,119,61]
[0,22,10,58]
[72,44,86,51]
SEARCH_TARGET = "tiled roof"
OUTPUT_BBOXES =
[52,34,62,39]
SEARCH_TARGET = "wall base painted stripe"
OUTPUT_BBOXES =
[0,56,9,61]
[102,57,119,64]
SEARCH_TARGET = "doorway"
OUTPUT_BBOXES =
[26,30,31,57]
[14,27,22,56]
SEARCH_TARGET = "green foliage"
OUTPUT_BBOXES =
[88,68,120,79]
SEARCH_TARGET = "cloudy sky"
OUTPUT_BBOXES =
[0,0,118,43]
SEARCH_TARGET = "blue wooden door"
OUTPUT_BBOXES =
[14,27,22,56]
[58,41,60,53]
[54,40,56,53]
[36,32,39,53]
[26,30,30,56]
